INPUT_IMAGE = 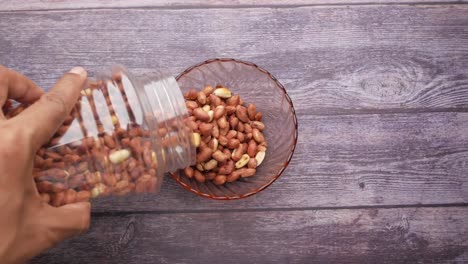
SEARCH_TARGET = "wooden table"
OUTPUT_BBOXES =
[1,1,467,263]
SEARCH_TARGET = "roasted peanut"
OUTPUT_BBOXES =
[193,108,210,122]
[247,104,256,120]
[226,105,236,115]
[213,87,232,98]
[235,154,250,169]
[229,116,239,129]
[226,170,241,182]
[255,151,266,166]
[247,140,257,157]
[218,135,228,146]
[184,167,194,178]
[197,92,207,105]
[202,104,211,112]
[227,138,240,149]
[186,100,198,109]
[252,128,265,143]
[217,116,228,129]
[203,159,218,171]
[184,89,198,100]
[202,85,214,95]
[241,168,256,178]
[109,149,131,164]
[251,121,265,131]
[236,105,249,123]
[213,105,225,120]
[197,146,213,163]
[213,175,227,185]
[212,150,227,163]
[191,132,201,147]
[254,112,263,121]
[205,172,216,180]
[248,158,257,169]
[226,95,240,106]
[199,123,214,137]
[194,170,205,183]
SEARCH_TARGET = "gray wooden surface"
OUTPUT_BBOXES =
[0,1,467,263]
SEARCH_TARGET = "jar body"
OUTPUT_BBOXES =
[5,66,195,206]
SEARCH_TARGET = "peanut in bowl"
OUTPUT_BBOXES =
[170,58,298,200]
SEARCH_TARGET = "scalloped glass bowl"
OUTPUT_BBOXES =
[170,58,298,199]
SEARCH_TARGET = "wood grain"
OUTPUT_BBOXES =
[88,112,468,212]
[1,0,466,11]
[32,207,468,263]
[0,5,467,211]
[0,6,467,115]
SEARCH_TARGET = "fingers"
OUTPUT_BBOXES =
[0,65,44,106]
[43,202,91,242]
[13,67,87,150]
[17,201,91,263]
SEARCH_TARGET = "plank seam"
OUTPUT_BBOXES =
[91,202,468,216]
[0,1,467,13]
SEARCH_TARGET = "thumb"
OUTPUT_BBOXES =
[12,66,87,151]
[43,202,91,242]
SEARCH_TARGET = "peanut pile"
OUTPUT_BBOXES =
[183,85,267,184]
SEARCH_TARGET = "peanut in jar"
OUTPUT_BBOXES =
[5,67,195,206]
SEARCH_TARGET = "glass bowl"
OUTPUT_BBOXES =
[170,58,298,199]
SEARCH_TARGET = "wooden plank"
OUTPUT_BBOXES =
[32,207,468,263]
[1,0,466,12]
[88,112,468,212]
[0,6,467,115]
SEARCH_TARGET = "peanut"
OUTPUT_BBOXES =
[227,138,240,149]
[191,132,201,147]
[202,85,214,95]
[197,92,207,105]
[197,146,213,163]
[194,170,205,183]
[226,170,241,182]
[199,123,214,137]
[203,159,218,171]
[184,89,198,100]
[184,167,194,178]
[202,104,211,112]
[254,112,263,121]
[241,168,256,178]
[212,150,227,163]
[252,128,265,143]
[247,104,256,120]
[213,106,225,120]
[186,100,198,109]
[236,105,249,123]
[193,108,210,122]
[226,105,236,115]
[247,140,257,157]
[248,158,257,169]
[213,87,232,98]
[255,151,266,166]
[213,175,227,185]
[217,116,228,129]
[251,121,265,131]
[208,110,214,122]
[235,154,250,169]
[109,149,131,164]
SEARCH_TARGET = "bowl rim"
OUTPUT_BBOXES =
[169,58,299,200]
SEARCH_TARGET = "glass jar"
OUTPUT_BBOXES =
[4,66,196,206]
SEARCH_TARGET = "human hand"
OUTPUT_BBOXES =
[0,66,91,264]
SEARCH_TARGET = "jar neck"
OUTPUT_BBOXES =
[123,72,196,174]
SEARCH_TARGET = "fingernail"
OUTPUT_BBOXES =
[69,66,87,77]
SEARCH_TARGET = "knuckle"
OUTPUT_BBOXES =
[0,124,32,158]
[41,92,68,117]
